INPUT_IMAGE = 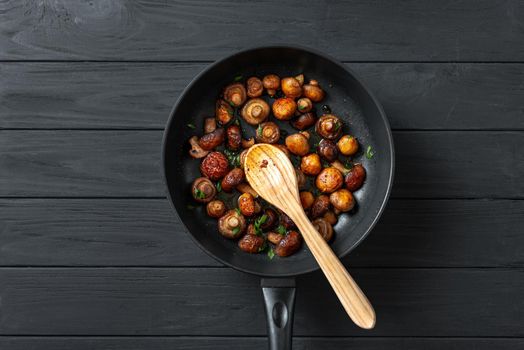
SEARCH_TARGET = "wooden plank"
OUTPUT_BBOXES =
[1,0,524,61]
[1,336,522,350]
[2,63,524,130]
[0,268,522,336]
[1,199,522,268]
[1,131,523,198]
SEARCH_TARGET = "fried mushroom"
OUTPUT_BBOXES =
[221,168,245,192]
[238,234,266,253]
[291,112,317,130]
[312,218,333,242]
[303,79,325,102]
[200,151,229,181]
[315,167,344,193]
[281,77,302,99]
[188,136,209,159]
[206,200,226,218]
[345,164,366,191]
[218,209,246,239]
[275,230,302,257]
[226,124,242,150]
[246,77,264,98]
[315,114,343,140]
[317,139,339,162]
[215,99,234,125]
[191,177,217,203]
[256,122,280,144]
[241,98,270,125]
[285,133,310,156]
[329,189,355,212]
[263,74,280,96]
[223,83,247,107]
[272,97,297,120]
[300,153,322,176]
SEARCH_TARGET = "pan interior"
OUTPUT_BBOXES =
[163,47,393,277]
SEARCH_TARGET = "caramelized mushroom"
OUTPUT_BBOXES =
[281,77,303,99]
[206,200,226,218]
[295,168,307,189]
[323,211,338,225]
[238,192,259,217]
[263,74,280,96]
[188,136,209,159]
[267,231,283,245]
[345,164,366,191]
[285,133,310,156]
[317,139,339,162]
[223,83,247,107]
[299,191,315,210]
[279,211,296,229]
[241,137,255,149]
[226,125,242,150]
[297,97,313,113]
[218,209,246,239]
[316,167,344,193]
[221,168,245,192]
[275,230,302,257]
[291,112,317,130]
[256,122,280,144]
[303,80,325,102]
[337,135,359,156]
[272,97,297,120]
[312,218,333,242]
[241,98,270,125]
[198,127,225,151]
[330,189,355,212]
[204,117,217,133]
[215,99,234,125]
[311,194,330,218]
[315,114,343,140]
[246,77,264,98]
[300,153,322,176]
[191,177,217,203]
[238,234,266,253]
[200,151,229,181]
[261,208,278,230]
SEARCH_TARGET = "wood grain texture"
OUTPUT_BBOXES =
[1,0,524,61]
[2,62,524,130]
[1,199,523,268]
[0,268,522,336]
[1,337,522,350]
[1,131,523,198]
[1,199,522,268]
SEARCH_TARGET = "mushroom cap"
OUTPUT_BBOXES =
[241,98,270,125]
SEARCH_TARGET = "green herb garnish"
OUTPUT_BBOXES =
[234,75,243,82]
[216,181,222,192]
[334,121,342,131]
[254,214,268,235]
[257,124,263,137]
[187,123,196,129]
[275,225,287,236]
[235,208,241,216]
[223,149,241,167]
[366,145,375,159]
[194,188,206,199]
[186,204,197,210]
[297,104,306,111]
[267,248,275,260]
[232,227,241,236]
[227,100,235,107]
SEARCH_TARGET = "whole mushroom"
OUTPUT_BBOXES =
[226,124,242,150]
[206,200,226,218]
[317,139,339,162]
[238,193,260,217]
[297,97,313,113]
[238,234,266,253]
[272,97,297,120]
[312,218,333,242]
[300,153,322,176]
[200,151,230,181]
[285,133,310,156]
[191,177,217,203]
[291,112,316,130]
[221,168,245,192]
[337,135,359,156]
[263,74,280,96]
[188,136,209,159]
[241,98,270,125]
[345,164,366,191]
[246,77,264,98]
[316,167,344,193]
[315,114,343,140]
[303,79,325,102]
[281,77,303,99]
[256,122,280,144]
[199,128,225,151]
[215,99,234,125]
[310,194,330,218]
[329,189,355,212]
[223,83,247,107]
[218,209,246,239]
[275,230,302,257]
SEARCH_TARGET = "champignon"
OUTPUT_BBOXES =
[204,117,217,133]
[226,124,242,150]
[199,128,225,151]
[317,139,339,162]
[223,83,247,107]
[218,209,246,239]
[215,99,234,125]
[299,191,315,210]
[188,136,209,159]
[345,164,366,191]
[272,97,297,120]
[303,79,325,102]
[256,122,280,144]
[275,230,302,257]
[315,167,344,193]
[200,151,229,181]
[285,133,310,156]
[281,77,303,99]
[337,135,359,156]
[297,97,313,113]
[206,200,226,218]
[191,177,217,203]
[238,192,260,217]
[221,168,245,192]
[300,153,322,176]
[315,114,343,140]
[263,74,280,96]
[241,98,270,125]
[238,234,266,253]
[312,218,333,242]
[291,112,316,130]
[330,189,355,212]
[310,194,330,218]
[246,77,264,98]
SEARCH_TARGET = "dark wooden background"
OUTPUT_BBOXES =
[1,0,524,349]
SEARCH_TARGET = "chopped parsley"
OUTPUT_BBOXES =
[267,248,275,260]
[275,225,287,236]
[232,227,241,236]
[194,188,206,199]
[254,214,268,235]
[216,181,222,192]
[223,149,241,167]
[186,204,197,210]
[366,145,375,159]
[235,207,241,216]
[234,75,243,82]
[257,124,263,137]
[297,104,306,111]
[187,123,196,129]
[334,120,342,131]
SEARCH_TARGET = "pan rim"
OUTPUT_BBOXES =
[162,44,395,277]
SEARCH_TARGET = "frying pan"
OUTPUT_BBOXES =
[162,45,394,349]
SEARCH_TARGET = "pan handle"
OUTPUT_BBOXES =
[261,278,296,350]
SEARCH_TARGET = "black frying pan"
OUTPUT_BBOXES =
[162,46,394,350]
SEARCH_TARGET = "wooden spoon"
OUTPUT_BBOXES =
[244,143,376,329]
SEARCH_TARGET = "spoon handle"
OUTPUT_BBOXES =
[291,203,376,329]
